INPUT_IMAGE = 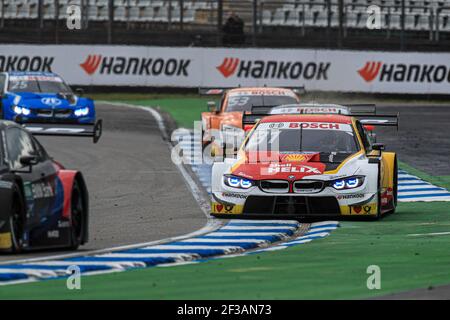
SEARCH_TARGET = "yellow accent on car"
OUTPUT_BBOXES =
[0,232,12,249]
[340,203,378,216]
[324,150,364,174]
[382,152,397,190]
[211,202,244,214]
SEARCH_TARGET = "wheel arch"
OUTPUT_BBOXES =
[58,170,89,244]
[382,152,397,190]
[381,151,398,212]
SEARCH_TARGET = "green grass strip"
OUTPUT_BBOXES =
[1,200,449,299]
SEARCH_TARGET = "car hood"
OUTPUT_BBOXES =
[8,92,79,109]
[230,151,354,180]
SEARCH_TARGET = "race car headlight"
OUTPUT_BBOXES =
[13,106,22,114]
[224,175,255,189]
[12,106,31,116]
[21,107,31,116]
[74,107,89,117]
[330,176,364,190]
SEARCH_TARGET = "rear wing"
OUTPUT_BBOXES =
[356,113,399,130]
[345,104,399,130]
[23,119,103,143]
[198,86,306,96]
[198,88,228,95]
[242,108,399,130]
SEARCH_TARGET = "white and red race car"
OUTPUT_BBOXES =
[210,109,399,219]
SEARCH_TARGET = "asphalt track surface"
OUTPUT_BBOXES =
[0,102,205,263]
[375,105,450,176]
[368,105,450,299]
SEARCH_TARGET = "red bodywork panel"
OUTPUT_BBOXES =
[53,162,77,219]
[231,151,326,181]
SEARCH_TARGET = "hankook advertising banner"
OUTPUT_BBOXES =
[1,44,449,94]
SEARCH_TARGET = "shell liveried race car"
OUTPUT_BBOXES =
[210,108,399,219]
[0,120,101,252]
[0,72,100,136]
[200,87,304,151]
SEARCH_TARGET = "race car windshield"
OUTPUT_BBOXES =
[226,95,298,112]
[8,77,72,94]
[245,123,359,154]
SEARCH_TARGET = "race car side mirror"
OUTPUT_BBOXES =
[75,88,84,97]
[20,155,39,167]
[15,154,39,173]
[372,143,385,151]
[207,101,219,113]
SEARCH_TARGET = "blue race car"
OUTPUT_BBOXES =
[0,71,96,125]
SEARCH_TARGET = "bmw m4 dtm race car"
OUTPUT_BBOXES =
[211,105,399,219]
[0,72,102,142]
[0,119,101,253]
[199,86,304,153]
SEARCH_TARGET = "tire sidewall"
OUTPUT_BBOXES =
[69,179,85,250]
[9,184,25,252]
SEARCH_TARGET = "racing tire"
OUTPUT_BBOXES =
[9,184,26,253]
[69,179,85,250]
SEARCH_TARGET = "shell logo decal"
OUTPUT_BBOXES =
[281,154,312,162]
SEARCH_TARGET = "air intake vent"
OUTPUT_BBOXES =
[293,181,324,194]
[259,180,289,193]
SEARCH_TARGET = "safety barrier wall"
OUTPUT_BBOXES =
[1,44,450,94]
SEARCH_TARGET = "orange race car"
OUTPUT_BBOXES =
[200,87,303,151]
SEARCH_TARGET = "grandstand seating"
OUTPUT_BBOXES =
[261,0,449,32]
[0,0,448,32]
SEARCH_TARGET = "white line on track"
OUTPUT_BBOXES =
[0,269,57,278]
[29,261,146,268]
[407,231,450,237]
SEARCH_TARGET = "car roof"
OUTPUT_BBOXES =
[259,114,354,124]
[5,71,59,77]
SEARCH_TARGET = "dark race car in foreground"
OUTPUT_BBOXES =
[0,120,101,253]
